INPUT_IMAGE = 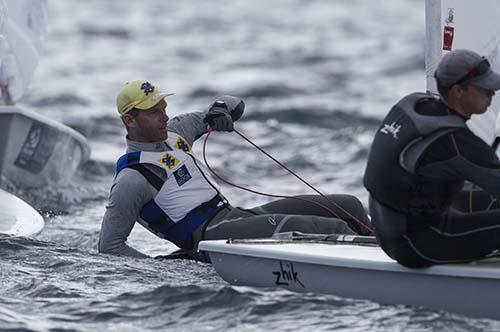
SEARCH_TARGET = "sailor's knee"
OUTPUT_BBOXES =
[331,194,364,210]
[333,219,356,234]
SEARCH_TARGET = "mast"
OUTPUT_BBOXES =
[425,0,442,94]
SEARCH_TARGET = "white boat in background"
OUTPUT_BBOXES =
[0,106,90,187]
[0,0,89,235]
[0,0,90,188]
[199,234,500,320]
[200,0,500,320]
[0,187,43,236]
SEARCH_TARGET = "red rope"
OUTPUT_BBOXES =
[202,126,374,235]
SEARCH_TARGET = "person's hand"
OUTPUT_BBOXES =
[204,100,234,131]
[223,95,245,122]
[204,96,245,131]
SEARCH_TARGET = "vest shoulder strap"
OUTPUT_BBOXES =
[116,151,141,174]
[129,164,164,191]
[400,128,458,174]
[116,152,166,191]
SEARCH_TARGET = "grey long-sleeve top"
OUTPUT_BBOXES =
[98,111,210,258]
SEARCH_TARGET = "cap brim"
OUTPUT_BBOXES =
[470,70,500,91]
[135,92,175,110]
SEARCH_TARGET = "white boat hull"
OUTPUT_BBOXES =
[199,239,500,319]
[0,188,43,236]
[0,106,90,187]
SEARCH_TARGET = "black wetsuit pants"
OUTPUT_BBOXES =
[190,194,371,261]
[371,196,500,267]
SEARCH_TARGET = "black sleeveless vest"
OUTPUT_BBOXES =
[364,93,466,215]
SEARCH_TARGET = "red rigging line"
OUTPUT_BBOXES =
[202,126,375,235]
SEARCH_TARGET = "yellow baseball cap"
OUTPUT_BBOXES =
[116,80,174,116]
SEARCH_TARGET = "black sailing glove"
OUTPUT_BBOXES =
[154,249,195,261]
[203,95,245,131]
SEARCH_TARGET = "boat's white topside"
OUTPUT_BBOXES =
[0,106,90,187]
[0,106,90,156]
[199,239,500,279]
[0,188,44,237]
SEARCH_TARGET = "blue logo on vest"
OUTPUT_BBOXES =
[174,165,192,186]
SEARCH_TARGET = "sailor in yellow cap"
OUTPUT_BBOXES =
[98,80,371,260]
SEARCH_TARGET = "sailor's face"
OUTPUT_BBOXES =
[133,99,169,141]
[460,85,495,116]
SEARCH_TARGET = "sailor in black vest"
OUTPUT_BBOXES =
[364,49,500,267]
[98,80,371,260]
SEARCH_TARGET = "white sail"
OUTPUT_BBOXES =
[0,0,48,104]
[425,0,500,145]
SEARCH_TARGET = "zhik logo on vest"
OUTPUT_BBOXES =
[159,153,180,170]
[380,121,402,139]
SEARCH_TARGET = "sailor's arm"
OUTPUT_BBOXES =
[98,169,155,258]
[418,130,500,197]
[454,157,500,198]
[168,95,245,145]
[167,111,206,146]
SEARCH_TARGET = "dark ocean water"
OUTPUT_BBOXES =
[2,0,500,331]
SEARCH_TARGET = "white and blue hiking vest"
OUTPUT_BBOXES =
[115,133,227,249]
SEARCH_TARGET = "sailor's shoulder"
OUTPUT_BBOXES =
[108,169,157,207]
[113,167,152,189]
[399,91,437,102]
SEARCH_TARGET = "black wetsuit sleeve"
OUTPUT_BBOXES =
[417,128,500,197]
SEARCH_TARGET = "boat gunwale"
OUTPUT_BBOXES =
[199,239,500,280]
